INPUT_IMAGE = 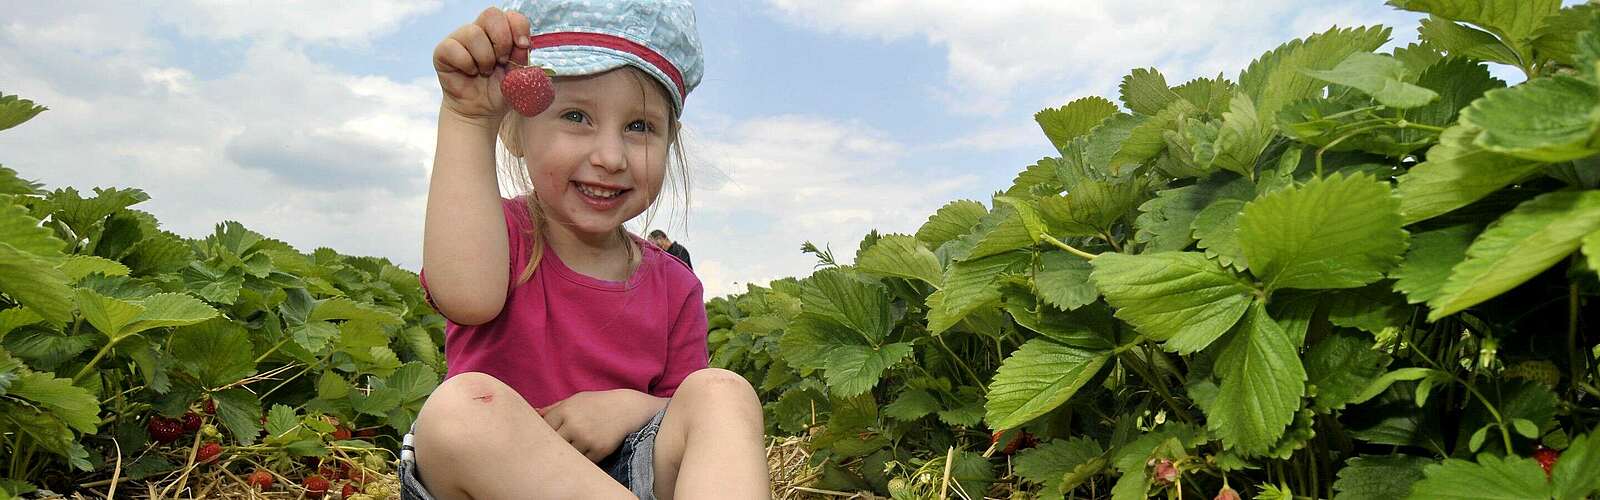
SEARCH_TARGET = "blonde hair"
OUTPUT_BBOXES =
[497,67,691,285]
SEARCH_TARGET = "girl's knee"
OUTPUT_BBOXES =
[416,372,521,443]
[676,368,761,413]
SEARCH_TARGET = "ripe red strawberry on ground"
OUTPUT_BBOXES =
[196,442,222,463]
[501,66,555,117]
[146,416,184,443]
[332,425,352,441]
[342,482,357,498]
[305,475,332,497]
[1534,445,1560,476]
[182,411,202,432]
[203,398,216,414]
[246,469,274,489]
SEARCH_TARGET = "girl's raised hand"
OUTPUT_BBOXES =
[433,7,531,121]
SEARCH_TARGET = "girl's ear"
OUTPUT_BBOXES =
[499,117,525,157]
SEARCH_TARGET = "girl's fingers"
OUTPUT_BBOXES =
[508,11,531,64]
[459,24,498,76]
[433,38,475,76]
[476,6,514,65]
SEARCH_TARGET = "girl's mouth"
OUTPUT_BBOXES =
[572,181,629,210]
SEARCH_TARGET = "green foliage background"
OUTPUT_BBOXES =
[709,2,1600,498]
[0,98,442,496]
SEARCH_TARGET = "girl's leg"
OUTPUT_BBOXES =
[413,371,635,500]
[651,368,769,500]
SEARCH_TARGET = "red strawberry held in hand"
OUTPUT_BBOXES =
[501,65,555,117]
[1534,445,1560,477]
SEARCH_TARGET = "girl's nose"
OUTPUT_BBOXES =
[589,131,627,173]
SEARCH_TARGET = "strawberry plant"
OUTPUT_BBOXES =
[712,2,1600,498]
[0,92,445,495]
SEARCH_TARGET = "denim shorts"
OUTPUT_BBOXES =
[399,408,667,499]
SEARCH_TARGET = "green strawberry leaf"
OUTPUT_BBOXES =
[984,338,1110,430]
[1408,455,1551,499]
[856,234,943,287]
[1211,94,1272,177]
[1238,25,1391,118]
[1305,331,1392,412]
[1014,437,1105,495]
[1405,57,1505,133]
[883,388,941,422]
[8,372,99,434]
[1460,75,1600,162]
[213,388,262,446]
[1333,455,1431,500]
[1303,53,1440,108]
[1238,173,1408,291]
[58,255,130,283]
[1208,303,1307,456]
[916,200,987,249]
[1038,179,1143,238]
[930,251,1029,334]
[1036,97,1119,153]
[823,343,913,398]
[1430,190,1600,320]
[1396,124,1547,224]
[1091,252,1254,353]
[1111,100,1197,174]
[308,297,402,325]
[801,269,892,344]
[1032,251,1098,311]
[1394,224,1480,305]
[168,318,256,389]
[1193,198,1248,271]
[1553,429,1600,499]
[0,94,47,132]
[1120,68,1182,116]
[1388,0,1562,68]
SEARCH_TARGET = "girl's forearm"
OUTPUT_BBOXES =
[422,108,511,325]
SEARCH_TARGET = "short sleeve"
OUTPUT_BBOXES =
[652,281,709,397]
[417,197,535,310]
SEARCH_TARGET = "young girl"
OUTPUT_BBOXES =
[402,1,769,498]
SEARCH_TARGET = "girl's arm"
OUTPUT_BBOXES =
[423,8,530,325]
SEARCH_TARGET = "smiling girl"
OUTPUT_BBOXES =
[400,1,768,499]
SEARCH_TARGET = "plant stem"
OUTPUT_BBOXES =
[1041,234,1099,260]
[259,364,314,401]
[936,335,986,393]
[1569,283,1583,406]
[72,340,119,384]
[255,336,295,365]
[1117,350,1194,424]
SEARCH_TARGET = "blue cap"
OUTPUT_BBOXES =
[505,0,704,116]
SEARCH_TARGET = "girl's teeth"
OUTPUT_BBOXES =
[577,184,620,198]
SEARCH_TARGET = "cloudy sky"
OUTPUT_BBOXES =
[0,1,1541,298]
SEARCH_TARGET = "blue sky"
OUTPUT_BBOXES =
[0,1,1561,297]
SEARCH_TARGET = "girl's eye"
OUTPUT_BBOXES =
[627,120,656,133]
[561,111,587,123]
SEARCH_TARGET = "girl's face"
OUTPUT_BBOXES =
[518,67,672,243]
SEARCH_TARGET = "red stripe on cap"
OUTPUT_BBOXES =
[529,32,686,102]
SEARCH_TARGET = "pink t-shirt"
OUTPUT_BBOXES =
[420,197,708,408]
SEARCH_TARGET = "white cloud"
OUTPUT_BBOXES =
[0,6,441,267]
[765,0,1422,115]
[165,0,443,45]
